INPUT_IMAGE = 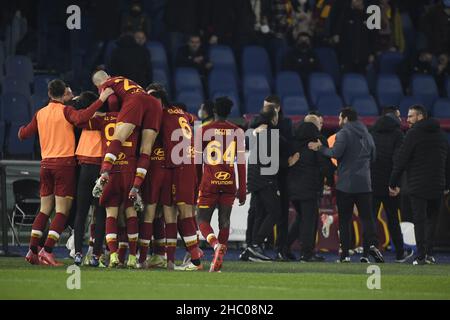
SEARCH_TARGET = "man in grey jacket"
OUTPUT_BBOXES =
[309,107,384,263]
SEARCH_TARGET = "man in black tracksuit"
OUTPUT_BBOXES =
[389,105,450,265]
[245,106,284,262]
[370,107,413,263]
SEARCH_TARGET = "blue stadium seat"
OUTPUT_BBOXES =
[308,73,337,106]
[342,73,370,105]
[411,74,439,110]
[147,41,169,72]
[7,122,34,157]
[242,46,272,84]
[152,67,171,96]
[316,94,344,116]
[33,74,56,96]
[282,96,309,116]
[276,46,293,73]
[378,51,403,74]
[245,93,267,114]
[432,98,450,118]
[176,90,204,115]
[376,74,404,107]
[5,55,34,83]
[445,76,450,98]
[243,74,271,100]
[104,40,117,65]
[399,96,427,116]
[31,95,49,114]
[0,93,30,122]
[174,67,203,94]
[2,76,31,97]
[314,47,341,86]
[352,96,379,116]
[209,45,237,72]
[208,69,238,98]
[211,92,241,117]
[0,120,5,155]
[276,71,304,99]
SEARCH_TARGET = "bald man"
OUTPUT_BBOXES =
[91,71,163,208]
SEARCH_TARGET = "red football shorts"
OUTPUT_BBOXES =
[40,165,76,198]
[172,165,197,206]
[100,171,134,208]
[143,166,172,206]
[117,94,162,131]
[197,190,235,208]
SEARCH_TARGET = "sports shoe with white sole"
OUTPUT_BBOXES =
[175,261,203,271]
[395,248,414,263]
[147,254,167,268]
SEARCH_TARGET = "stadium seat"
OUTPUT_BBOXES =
[6,122,34,158]
[31,94,49,114]
[376,74,404,107]
[0,120,5,155]
[378,51,403,74]
[242,46,272,84]
[314,47,341,86]
[275,46,293,73]
[152,67,171,96]
[33,74,56,96]
[276,71,304,99]
[147,41,169,72]
[341,73,370,105]
[0,93,30,122]
[211,92,241,117]
[316,94,344,116]
[352,96,379,116]
[174,67,203,94]
[243,74,271,100]
[399,96,427,116]
[308,73,337,106]
[445,76,450,98]
[176,90,204,115]
[282,96,309,116]
[104,40,117,65]
[411,74,439,110]
[4,55,34,83]
[209,45,237,72]
[2,76,31,97]
[245,93,267,114]
[208,68,238,98]
[432,98,450,118]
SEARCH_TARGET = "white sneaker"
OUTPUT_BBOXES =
[175,261,203,271]
[147,254,167,268]
[66,232,75,259]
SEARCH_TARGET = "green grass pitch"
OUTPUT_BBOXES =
[1,258,450,300]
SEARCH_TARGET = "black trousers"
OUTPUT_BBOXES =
[373,195,404,257]
[336,191,377,257]
[74,164,106,255]
[245,194,257,246]
[251,184,281,246]
[409,195,442,258]
[275,171,290,252]
[291,199,318,257]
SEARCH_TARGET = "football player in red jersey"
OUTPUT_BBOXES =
[80,112,142,268]
[91,71,162,208]
[137,84,172,268]
[159,98,202,270]
[195,97,246,272]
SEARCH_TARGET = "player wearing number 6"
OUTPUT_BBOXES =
[195,97,247,272]
[91,71,162,210]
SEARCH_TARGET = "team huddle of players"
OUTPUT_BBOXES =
[22,72,246,272]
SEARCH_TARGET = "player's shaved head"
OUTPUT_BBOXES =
[304,114,321,130]
[92,70,109,87]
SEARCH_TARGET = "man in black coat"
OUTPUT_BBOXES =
[370,106,413,263]
[389,105,450,265]
[245,105,283,262]
[244,95,293,261]
[109,30,152,88]
[287,118,334,261]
